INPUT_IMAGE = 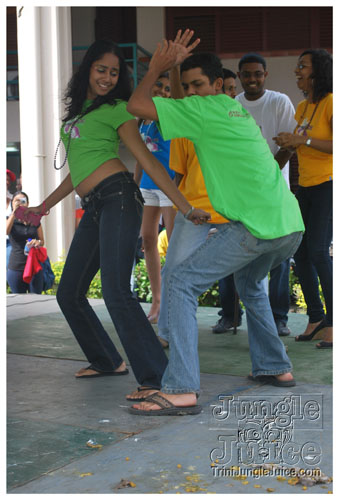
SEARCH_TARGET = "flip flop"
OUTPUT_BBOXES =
[128,393,202,416]
[247,374,296,387]
[76,365,129,378]
[126,386,160,402]
[316,341,333,349]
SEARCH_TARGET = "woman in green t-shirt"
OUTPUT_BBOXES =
[20,40,209,400]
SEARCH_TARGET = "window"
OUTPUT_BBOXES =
[166,7,332,57]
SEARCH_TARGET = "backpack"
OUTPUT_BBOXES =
[41,257,55,291]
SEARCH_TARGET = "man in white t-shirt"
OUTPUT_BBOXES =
[236,53,297,336]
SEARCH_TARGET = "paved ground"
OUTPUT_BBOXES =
[7,294,333,494]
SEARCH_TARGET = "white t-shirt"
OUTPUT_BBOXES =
[236,90,296,187]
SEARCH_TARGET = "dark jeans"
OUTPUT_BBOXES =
[269,258,291,324]
[218,260,290,324]
[294,181,332,325]
[56,172,168,387]
[218,274,242,321]
[7,268,44,294]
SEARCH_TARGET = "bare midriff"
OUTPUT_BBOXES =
[75,158,128,198]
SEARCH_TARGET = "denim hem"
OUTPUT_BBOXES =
[161,388,200,395]
[253,369,292,376]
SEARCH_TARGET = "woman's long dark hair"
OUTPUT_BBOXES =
[300,49,332,102]
[63,40,132,122]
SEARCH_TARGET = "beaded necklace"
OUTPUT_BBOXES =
[295,100,319,134]
[53,115,82,170]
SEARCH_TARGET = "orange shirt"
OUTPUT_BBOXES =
[170,138,229,224]
[295,93,333,187]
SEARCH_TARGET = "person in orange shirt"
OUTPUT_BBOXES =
[274,49,332,349]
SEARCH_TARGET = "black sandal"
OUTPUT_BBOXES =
[295,320,326,342]
[316,341,333,349]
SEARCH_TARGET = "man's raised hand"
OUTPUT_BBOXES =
[149,30,200,75]
[172,29,201,66]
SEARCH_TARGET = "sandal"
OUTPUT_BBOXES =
[295,320,326,342]
[76,365,129,378]
[125,386,159,402]
[248,374,296,387]
[128,393,202,416]
[316,341,333,349]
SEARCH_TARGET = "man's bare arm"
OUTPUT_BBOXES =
[274,148,293,170]
[127,32,200,119]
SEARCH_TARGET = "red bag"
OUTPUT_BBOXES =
[23,247,47,283]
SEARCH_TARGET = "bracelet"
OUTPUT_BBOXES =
[41,200,50,216]
[184,206,195,219]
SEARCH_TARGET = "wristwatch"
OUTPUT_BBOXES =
[305,137,312,147]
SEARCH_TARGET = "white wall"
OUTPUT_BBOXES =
[6,101,20,143]
[70,6,96,64]
[136,7,165,53]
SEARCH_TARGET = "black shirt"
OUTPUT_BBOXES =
[8,219,40,271]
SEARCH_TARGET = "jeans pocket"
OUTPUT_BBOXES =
[98,188,123,202]
[134,189,144,218]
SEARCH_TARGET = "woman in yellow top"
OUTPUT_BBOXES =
[274,49,332,349]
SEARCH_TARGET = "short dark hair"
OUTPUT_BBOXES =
[180,53,223,84]
[238,53,267,71]
[63,40,132,122]
[299,49,332,102]
[223,68,237,80]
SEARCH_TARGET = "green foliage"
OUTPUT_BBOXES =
[43,258,103,299]
[288,263,325,313]
[134,258,221,307]
[8,257,325,313]
[133,258,158,303]
[292,281,325,313]
[197,281,220,307]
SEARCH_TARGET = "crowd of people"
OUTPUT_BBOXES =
[9,29,332,416]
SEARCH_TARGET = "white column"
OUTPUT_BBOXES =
[17,6,74,262]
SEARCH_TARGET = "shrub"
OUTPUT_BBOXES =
[134,258,221,307]
[7,257,324,313]
[43,258,103,299]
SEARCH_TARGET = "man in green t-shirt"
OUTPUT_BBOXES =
[126,35,304,416]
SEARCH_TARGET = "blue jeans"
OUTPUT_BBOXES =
[7,268,44,294]
[293,181,332,325]
[56,172,168,387]
[6,239,12,269]
[158,212,214,342]
[160,221,302,394]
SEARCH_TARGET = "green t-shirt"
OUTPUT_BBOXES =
[154,94,304,239]
[60,99,135,187]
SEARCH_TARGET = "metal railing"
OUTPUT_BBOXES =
[7,43,152,101]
